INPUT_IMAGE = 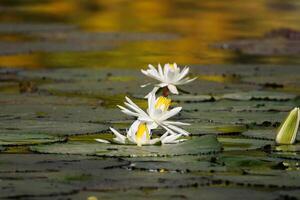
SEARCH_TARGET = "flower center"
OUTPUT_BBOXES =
[136,123,150,144]
[168,63,176,71]
[155,96,171,111]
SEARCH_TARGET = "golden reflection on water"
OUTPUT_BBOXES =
[0,0,300,69]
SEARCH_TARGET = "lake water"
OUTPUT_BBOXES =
[0,0,300,69]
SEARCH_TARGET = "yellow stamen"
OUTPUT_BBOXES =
[136,123,150,145]
[168,63,175,70]
[155,96,171,111]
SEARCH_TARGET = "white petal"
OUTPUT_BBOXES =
[164,124,190,136]
[148,138,161,145]
[147,91,156,117]
[160,131,170,140]
[176,67,189,81]
[117,105,139,117]
[128,120,141,136]
[158,83,168,87]
[141,69,149,76]
[95,139,110,144]
[158,64,164,77]
[164,121,190,126]
[124,102,147,118]
[158,107,182,121]
[161,133,183,144]
[109,127,126,143]
[125,96,149,116]
[167,84,179,94]
[145,87,159,99]
[141,83,152,88]
[177,77,197,85]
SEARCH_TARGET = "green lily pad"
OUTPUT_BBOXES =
[0,133,65,146]
[212,171,300,188]
[0,154,130,199]
[0,103,125,123]
[68,187,278,200]
[243,129,300,141]
[30,135,222,157]
[182,99,298,112]
[126,153,278,174]
[185,123,247,135]
[273,143,300,153]
[218,137,273,151]
[180,109,286,127]
[126,155,226,172]
[221,91,297,101]
[170,94,214,102]
[0,119,108,136]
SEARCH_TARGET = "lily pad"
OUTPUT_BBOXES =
[218,137,273,151]
[212,171,300,188]
[170,94,214,102]
[68,187,278,200]
[0,133,65,146]
[185,122,247,135]
[273,143,300,153]
[243,129,300,141]
[30,135,222,157]
[221,91,297,101]
[180,109,286,127]
[0,154,130,199]
[182,99,298,112]
[126,155,226,172]
[0,119,108,136]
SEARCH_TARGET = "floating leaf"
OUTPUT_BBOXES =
[0,120,108,136]
[30,135,222,157]
[218,137,273,151]
[221,91,297,101]
[126,155,226,172]
[243,129,300,141]
[69,187,278,200]
[0,133,65,146]
[185,122,247,135]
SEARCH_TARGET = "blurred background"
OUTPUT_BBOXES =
[0,0,300,69]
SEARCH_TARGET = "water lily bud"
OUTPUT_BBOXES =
[276,107,300,145]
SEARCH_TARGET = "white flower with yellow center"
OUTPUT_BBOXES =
[95,120,185,146]
[117,92,190,136]
[141,63,197,97]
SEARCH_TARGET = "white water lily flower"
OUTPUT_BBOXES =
[117,92,190,136]
[95,121,185,146]
[141,63,197,97]
[276,107,300,145]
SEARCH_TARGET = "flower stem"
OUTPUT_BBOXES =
[163,87,169,97]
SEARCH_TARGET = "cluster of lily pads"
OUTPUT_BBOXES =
[96,63,196,146]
